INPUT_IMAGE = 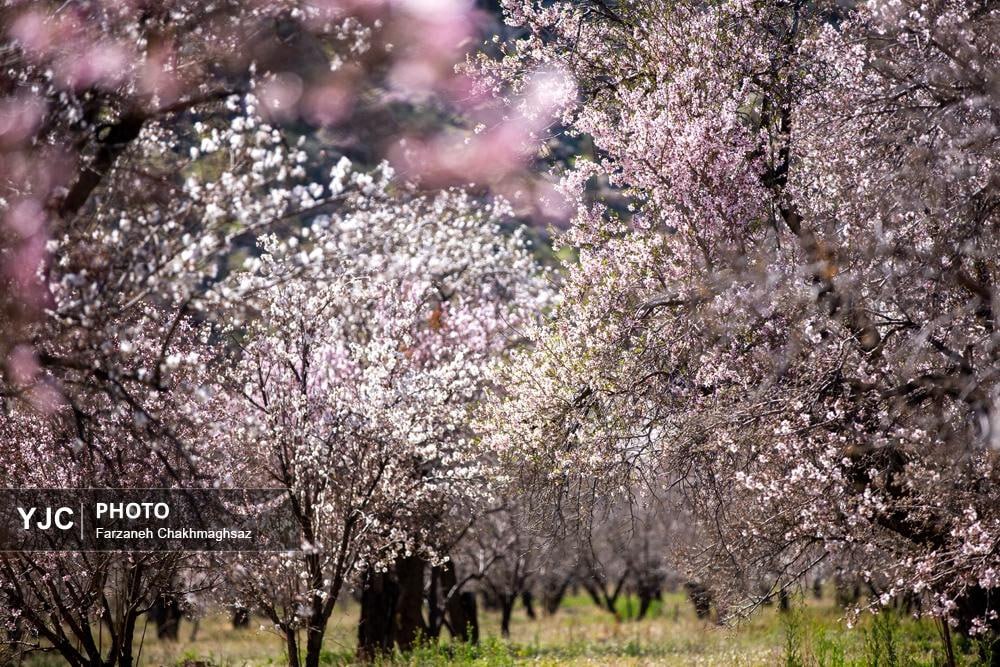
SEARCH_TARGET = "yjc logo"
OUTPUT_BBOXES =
[17,506,75,530]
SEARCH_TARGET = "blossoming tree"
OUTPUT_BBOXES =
[0,87,336,664]
[211,160,548,666]
[1,1,555,661]
[479,0,1000,653]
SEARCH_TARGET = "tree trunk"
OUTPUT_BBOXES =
[357,568,397,661]
[684,581,712,620]
[304,623,326,667]
[427,565,443,639]
[232,606,250,629]
[480,587,501,610]
[637,591,653,621]
[460,592,479,644]
[286,628,301,667]
[582,581,604,609]
[393,555,427,651]
[500,595,515,638]
[118,604,140,666]
[834,572,860,607]
[521,591,536,620]
[543,577,571,616]
[439,560,473,642]
[152,594,181,640]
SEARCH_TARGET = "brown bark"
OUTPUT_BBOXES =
[439,560,474,642]
[357,568,397,661]
[393,555,427,651]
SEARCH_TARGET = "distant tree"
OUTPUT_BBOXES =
[460,503,540,637]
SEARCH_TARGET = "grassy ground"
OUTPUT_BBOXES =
[23,591,983,666]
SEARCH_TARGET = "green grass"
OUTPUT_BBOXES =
[19,591,980,666]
